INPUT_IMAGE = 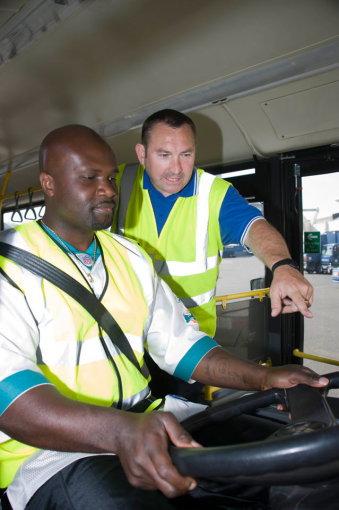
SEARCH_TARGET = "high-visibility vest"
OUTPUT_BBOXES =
[0,222,161,487]
[114,164,230,337]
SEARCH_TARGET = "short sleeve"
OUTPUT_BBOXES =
[218,185,263,247]
[0,275,52,418]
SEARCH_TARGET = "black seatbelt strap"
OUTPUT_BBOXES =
[116,163,139,235]
[0,241,147,379]
[129,395,165,413]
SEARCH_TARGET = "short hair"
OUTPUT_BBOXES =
[142,109,196,152]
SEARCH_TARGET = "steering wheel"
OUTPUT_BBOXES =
[170,371,339,486]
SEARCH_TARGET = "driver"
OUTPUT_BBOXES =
[0,125,328,510]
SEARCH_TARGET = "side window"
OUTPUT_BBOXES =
[215,167,265,297]
[302,172,339,393]
[217,200,265,297]
[214,169,267,366]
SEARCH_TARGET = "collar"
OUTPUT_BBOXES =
[40,222,97,258]
[142,167,198,200]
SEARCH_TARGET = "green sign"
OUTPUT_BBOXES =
[304,231,321,253]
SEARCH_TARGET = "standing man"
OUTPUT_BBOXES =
[0,125,327,510]
[113,109,314,399]
[114,109,313,341]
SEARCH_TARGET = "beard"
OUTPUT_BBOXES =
[90,209,114,231]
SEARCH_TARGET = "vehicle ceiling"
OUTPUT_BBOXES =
[0,0,339,207]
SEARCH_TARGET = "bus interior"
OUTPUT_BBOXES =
[1,0,339,503]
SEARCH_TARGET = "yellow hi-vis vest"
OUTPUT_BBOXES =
[0,222,160,488]
[114,165,231,338]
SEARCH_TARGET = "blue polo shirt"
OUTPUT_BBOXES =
[143,168,263,246]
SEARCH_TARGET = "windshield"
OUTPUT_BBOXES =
[322,245,333,256]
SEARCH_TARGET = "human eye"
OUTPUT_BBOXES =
[108,175,117,182]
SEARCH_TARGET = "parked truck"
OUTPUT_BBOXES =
[304,231,339,274]
[332,263,339,283]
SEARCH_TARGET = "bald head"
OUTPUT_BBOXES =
[39,124,111,175]
[39,124,118,243]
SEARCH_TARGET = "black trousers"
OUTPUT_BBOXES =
[1,455,269,510]
[3,463,339,510]
[1,417,273,510]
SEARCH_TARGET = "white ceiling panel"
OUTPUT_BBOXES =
[260,81,339,140]
[0,0,338,172]
[227,67,339,156]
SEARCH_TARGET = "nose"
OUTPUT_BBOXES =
[97,177,118,198]
[171,157,182,175]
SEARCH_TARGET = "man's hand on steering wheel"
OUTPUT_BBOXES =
[114,411,201,499]
[261,364,329,391]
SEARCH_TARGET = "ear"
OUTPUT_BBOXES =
[135,143,146,166]
[40,172,55,197]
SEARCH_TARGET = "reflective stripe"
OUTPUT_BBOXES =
[116,163,139,235]
[111,233,155,341]
[181,287,216,309]
[192,168,199,195]
[154,254,220,277]
[129,395,165,413]
[36,333,144,368]
[119,385,150,411]
[195,172,215,266]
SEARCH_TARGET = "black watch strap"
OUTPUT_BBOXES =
[271,258,299,273]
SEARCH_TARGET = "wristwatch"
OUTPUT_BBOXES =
[271,258,299,273]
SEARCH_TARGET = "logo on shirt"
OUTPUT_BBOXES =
[183,310,198,324]
[76,253,93,267]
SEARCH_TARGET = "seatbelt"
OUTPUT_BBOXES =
[0,242,147,380]
[116,163,139,235]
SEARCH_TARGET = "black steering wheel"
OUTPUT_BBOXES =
[170,371,339,486]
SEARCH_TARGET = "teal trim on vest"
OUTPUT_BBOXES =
[0,370,51,417]
[173,336,218,382]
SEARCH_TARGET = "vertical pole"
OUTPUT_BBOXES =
[0,163,12,215]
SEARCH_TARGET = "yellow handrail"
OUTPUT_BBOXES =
[0,165,12,213]
[202,385,221,401]
[204,290,271,401]
[293,349,339,367]
[216,287,270,309]
[1,186,42,202]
